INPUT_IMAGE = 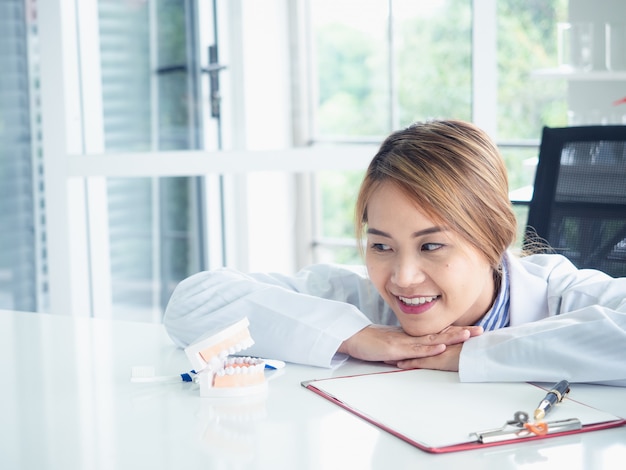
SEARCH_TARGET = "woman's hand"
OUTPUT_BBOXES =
[392,343,465,371]
[337,324,483,371]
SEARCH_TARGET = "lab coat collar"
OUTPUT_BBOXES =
[505,251,549,325]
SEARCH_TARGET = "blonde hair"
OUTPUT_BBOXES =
[355,120,517,269]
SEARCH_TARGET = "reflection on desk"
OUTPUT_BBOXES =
[1,309,625,470]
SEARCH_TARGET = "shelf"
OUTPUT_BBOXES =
[532,68,626,81]
[509,185,533,204]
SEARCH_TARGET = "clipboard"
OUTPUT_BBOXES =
[302,369,626,453]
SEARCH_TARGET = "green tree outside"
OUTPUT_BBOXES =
[314,0,568,263]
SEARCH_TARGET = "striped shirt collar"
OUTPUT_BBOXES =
[475,258,510,331]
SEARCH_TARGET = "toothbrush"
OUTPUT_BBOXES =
[130,359,285,383]
[130,366,198,383]
[262,359,286,370]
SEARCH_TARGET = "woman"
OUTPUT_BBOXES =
[164,120,626,385]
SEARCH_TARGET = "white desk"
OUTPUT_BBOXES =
[1,309,625,470]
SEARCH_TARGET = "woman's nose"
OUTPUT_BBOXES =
[391,255,426,287]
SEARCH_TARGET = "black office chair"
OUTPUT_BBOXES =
[524,125,626,278]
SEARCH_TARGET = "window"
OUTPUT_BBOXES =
[1,0,575,320]
[311,0,472,139]
[31,0,304,319]
[310,0,568,262]
[2,0,228,319]
[310,0,473,263]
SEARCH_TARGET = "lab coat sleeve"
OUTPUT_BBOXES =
[459,254,626,385]
[459,306,626,385]
[163,265,389,368]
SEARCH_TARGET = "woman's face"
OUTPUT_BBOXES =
[364,182,495,336]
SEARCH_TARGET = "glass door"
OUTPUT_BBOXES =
[2,0,230,320]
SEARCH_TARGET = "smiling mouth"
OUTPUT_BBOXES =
[398,295,440,306]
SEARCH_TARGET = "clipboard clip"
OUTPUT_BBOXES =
[473,410,582,444]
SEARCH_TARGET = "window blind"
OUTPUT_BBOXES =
[98,0,204,321]
[0,0,40,312]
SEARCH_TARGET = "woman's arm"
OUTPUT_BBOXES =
[164,264,482,368]
[163,265,375,367]
[457,305,626,385]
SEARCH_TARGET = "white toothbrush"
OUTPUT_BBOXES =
[130,366,197,383]
[130,359,285,383]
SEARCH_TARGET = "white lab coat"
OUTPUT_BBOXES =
[163,252,626,385]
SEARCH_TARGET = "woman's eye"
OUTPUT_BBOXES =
[370,243,391,252]
[421,243,443,252]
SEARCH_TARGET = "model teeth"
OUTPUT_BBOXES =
[185,318,268,395]
[219,338,254,361]
[216,357,265,377]
[399,295,438,305]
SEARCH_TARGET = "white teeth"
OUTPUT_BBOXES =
[207,338,262,382]
[216,361,264,377]
[398,295,437,305]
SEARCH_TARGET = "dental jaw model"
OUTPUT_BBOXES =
[184,317,267,397]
